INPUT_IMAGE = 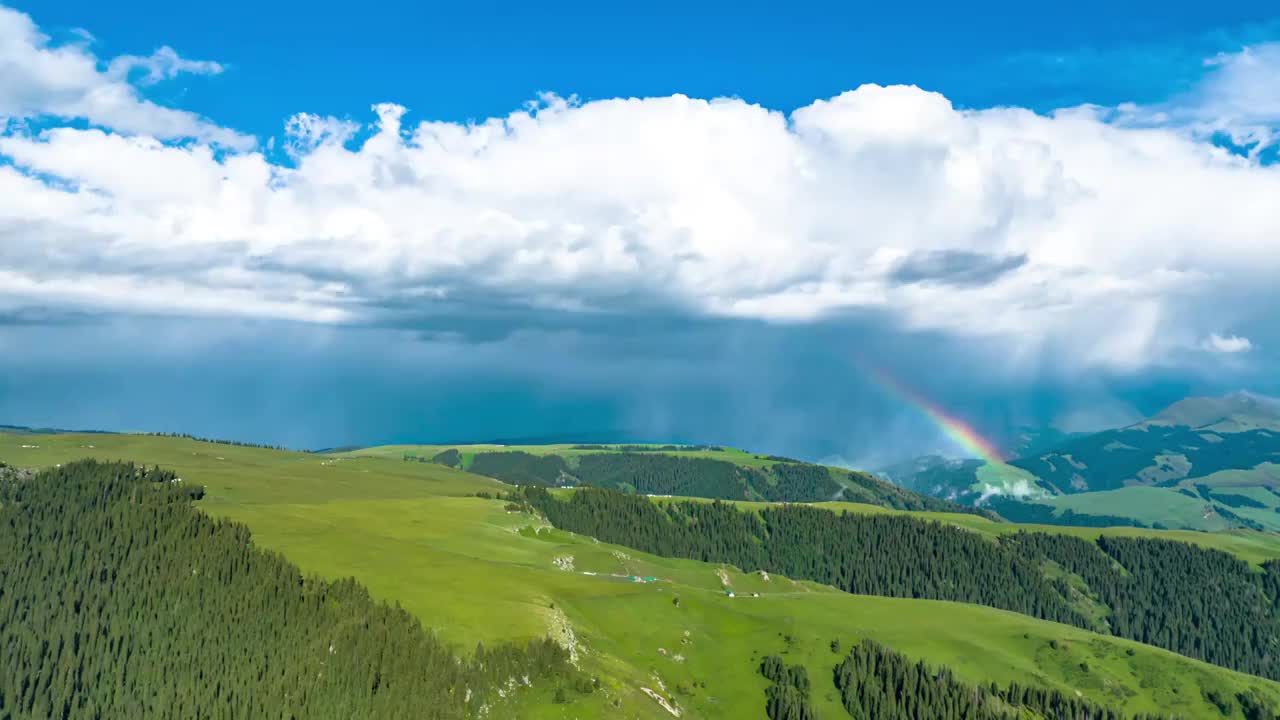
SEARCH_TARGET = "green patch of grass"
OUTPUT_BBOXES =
[1187,462,1280,489]
[1042,486,1229,532]
[973,462,1048,498]
[5,431,1280,718]
[1214,486,1280,508]
[1041,559,1111,634]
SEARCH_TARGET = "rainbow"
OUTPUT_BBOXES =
[862,362,1005,465]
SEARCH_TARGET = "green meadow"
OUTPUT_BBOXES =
[1013,464,1280,535]
[5,432,1280,718]
[346,443,785,470]
[1040,486,1234,532]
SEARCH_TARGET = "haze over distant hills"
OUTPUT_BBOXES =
[1145,391,1280,433]
[878,391,1280,531]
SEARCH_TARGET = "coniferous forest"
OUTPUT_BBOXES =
[525,486,1280,681]
[1004,532,1280,680]
[524,487,1083,624]
[0,461,577,719]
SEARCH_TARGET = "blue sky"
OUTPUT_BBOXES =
[18,0,1280,137]
[1,1,1279,461]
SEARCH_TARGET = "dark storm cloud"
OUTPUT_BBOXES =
[0,306,101,326]
[889,250,1028,287]
[0,311,1065,461]
[2,293,1279,465]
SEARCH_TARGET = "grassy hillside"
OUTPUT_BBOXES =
[997,463,1280,534]
[1150,392,1280,433]
[0,461,576,718]
[1039,486,1231,531]
[4,432,1280,718]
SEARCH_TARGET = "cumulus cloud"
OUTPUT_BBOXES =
[1188,43,1280,153]
[1203,333,1253,353]
[0,6,249,147]
[2,7,1280,373]
[283,112,361,157]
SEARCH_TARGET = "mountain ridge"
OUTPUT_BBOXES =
[878,391,1280,532]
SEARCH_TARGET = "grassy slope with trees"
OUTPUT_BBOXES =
[378,443,990,515]
[0,460,577,719]
[831,639,1201,720]
[527,486,1280,682]
[4,432,1280,718]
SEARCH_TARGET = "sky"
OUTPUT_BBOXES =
[1,1,1279,463]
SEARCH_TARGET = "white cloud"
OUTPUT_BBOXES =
[2,7,1280,372]
[977,477,1047,503]
[0,6,249,148]
[107,45,224,86]
[1203,333,1253,353]
[1111,42,1280,156]
[283,112,360,157]
[1191,43,1280,152]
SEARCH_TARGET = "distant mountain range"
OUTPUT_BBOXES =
[0,423,112,435]
[877,391,1280,531]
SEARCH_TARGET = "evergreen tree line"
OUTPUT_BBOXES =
[429,448,462,467]
[0,461,578,719]
[759,656,817,720]
[523,487,1084,625]
[1004,532,1280,681]
[576,453,773,498]
[141,432,305,453]
[832,639,1191,720]
[454,450,836,500]
[570,444,725,452]
[466,451,570,486]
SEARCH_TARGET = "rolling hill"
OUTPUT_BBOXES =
[361,442,992,516]
[7,427,1280,712]
[5,431,1280,718]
